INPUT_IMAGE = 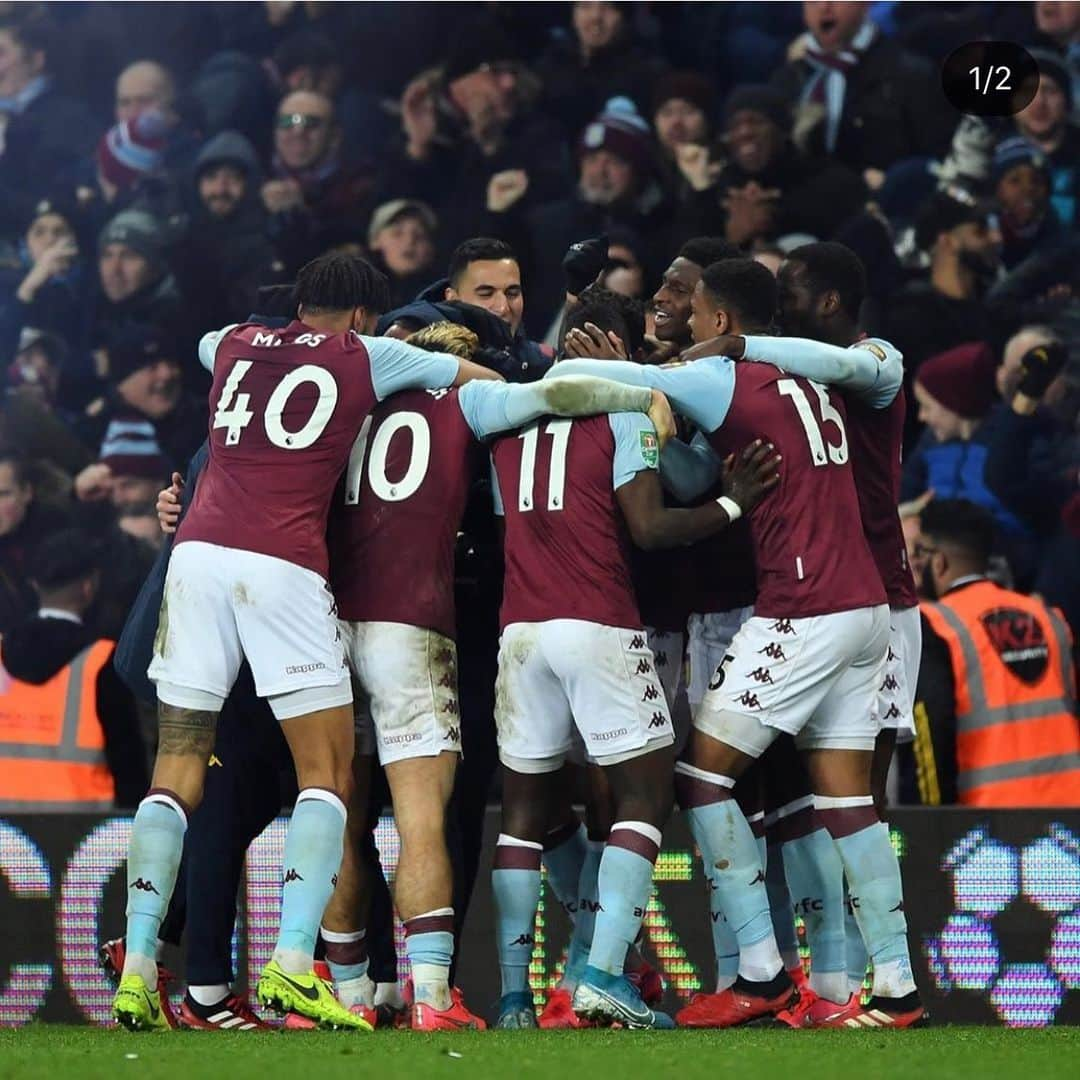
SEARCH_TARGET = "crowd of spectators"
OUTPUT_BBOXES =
[0,1,1076,802]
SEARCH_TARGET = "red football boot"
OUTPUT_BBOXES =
[777,987,853,1029]
[786,964,811,994]
[538,987,591,1029]
[675,974,795,1029]
[99,937,178,1029]
[814,992,926,1029]
[411,987,487,1031]
[178,993,273,1031]
[626,962,665,1007]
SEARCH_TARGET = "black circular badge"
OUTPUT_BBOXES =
[942,41,1040,117]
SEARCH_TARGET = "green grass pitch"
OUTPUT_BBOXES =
[2,1026,1079,1080]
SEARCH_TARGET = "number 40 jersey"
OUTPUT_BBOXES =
[179,321,460,578]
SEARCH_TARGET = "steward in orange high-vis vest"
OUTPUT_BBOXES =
[904,499,1079,807]
[0,638,116,810]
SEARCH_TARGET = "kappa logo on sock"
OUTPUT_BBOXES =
[748,870,766,886]
[130,878,160,895]
[510,934,535,947]
[746,667,774,684]
[283,868,304,884]
[759,643,787,661]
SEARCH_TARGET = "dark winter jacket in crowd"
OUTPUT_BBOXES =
[78,393,207,474]
[0,500,72,635]
[771,34,956,172]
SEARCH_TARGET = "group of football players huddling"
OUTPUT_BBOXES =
[109,232,925,1036]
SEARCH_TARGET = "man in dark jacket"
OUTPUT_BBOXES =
[770,2,955,177]
[678,84,867,246]
[0,12,98,236]
[174,130,286,335]
[1,528,147,807]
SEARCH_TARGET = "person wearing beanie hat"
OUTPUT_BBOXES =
[97,209,170,302]
[367,199,438,308]
[992,136,1063,269]
[578,96,655,204]
[652,70,714,159]
[903,341,1038,555]
[95,416,171,513]
[1014,52,1080,229]
[681,82,866,246]
[96,108,171,199]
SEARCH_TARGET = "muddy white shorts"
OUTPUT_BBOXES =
[686,607,755,711]
[342,620,461,766]
[495,619,674,773]
[148,540,351,721]
[693,605,890,754]
[875,604,922,736]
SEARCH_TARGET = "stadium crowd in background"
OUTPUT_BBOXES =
[0,0,1078,1034]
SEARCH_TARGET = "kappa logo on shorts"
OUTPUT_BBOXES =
[445,726,460,742]
[641,684,660,703]
[285,661,327,675]
[635,658,652,675]
[592,727,630,742]
[770,619,796,635]
[385,732,424,745]
[629,634,646,649]
[883,703,902,720]
[438,672,455,688]
[648,712,668,729]
[737,690,762,709]
[887,645,898,662]
[442,699,459,715]
[880,674,900,692]
[435,647,455,667]
[746,667,774,684]
[759,643,787,661]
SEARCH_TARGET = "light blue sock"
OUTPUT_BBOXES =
[677,765,781,983]
[273,789,346,971]
[765,842,801,972]
[542,820,588,922]
[125,793,187,981]
[845,885,869,998]
[815,796,915,999]
[588,822,660,976]
[492,835,542,996]
[404,908,454,1009]
[707,868,740,991]
[564,839,603,988]
[782,826,848,1002]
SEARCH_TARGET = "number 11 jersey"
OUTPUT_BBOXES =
[178,320,458,579]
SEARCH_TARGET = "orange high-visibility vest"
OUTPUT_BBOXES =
[0,639,116,811]
[921,579,1080,807]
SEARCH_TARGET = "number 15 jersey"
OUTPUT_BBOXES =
[178,320,459,579]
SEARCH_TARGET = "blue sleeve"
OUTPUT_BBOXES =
[489,454,504,516]
[659,432,724,502]
[608,412,659,490]
[198,325,238,374]
[363,335,461,400]
[551,356,734,432]
[458,381,546,440]
[741,334,903,408]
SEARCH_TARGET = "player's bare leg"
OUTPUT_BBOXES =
[384,750,479,1027]
[802,748,923,1025]
[256,704,371,1030]
[318,753,376,1016]
[672,725,794,1027]
[114,702,217,1030]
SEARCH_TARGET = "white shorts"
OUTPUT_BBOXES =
[686,607,754,710]
[645,627,685,713]
[495,620,674,773]
[694,605,890,753]
[875,605,922,736]
[342,620,462,766]
[149,541,351,720]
